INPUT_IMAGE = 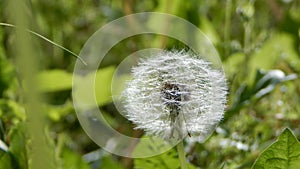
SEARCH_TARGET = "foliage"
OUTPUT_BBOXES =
[0,0,300,169]
[252,128,300,169]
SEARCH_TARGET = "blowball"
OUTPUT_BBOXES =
[121,50,227,140]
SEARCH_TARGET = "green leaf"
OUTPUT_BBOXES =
[5,100,26,121]
[99,155,124,169]
[0,42,15,96]
[38,66,115,106]
[0,99,26,123]
[8,123,28,169]
[37,69,73,92]
[252,70,297,99]
[0,149,13,169]
[154,0,183,16]
[199,16,220,45]
[133,137,196,169]
[46,101,74,122]
[135,149,196,169]
[94,66,115,106]
[61,147,91,169]
[135,148,180,169]
[73,66,115,107]
[252,128,300,169]
[223,52,245,76]
[223,52,245,78]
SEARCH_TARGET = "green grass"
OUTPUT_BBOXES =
[0,0,300,169]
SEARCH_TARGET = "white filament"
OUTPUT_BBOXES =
[121,50,227,139]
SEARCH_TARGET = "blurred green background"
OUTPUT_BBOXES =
[0,0,300,169]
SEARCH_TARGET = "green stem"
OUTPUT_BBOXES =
[177,141,188,169]
[7,1,55,169]
[242,21,251,79]
[224,0,232,58]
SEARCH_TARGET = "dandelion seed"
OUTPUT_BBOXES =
[121,50,227,140]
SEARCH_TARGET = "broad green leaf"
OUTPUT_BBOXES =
[61,147,91,169]
[132,136,173,158]
[94,66,115,106]
[135,148,196,169]
[99,155,124,169]
[111,73,131,103]
[252,128,300,169]
[73,66,115,108]
[37,69,73,92]
[39,66,115,106]
[134,137,196,169]
[134,148,180,169]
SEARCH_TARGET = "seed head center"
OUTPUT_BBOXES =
[161,83,182,111]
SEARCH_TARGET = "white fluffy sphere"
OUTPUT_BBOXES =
[121,50,227,140]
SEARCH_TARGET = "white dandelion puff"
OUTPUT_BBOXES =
[121,50,227,140]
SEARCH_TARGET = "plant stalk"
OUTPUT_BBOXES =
[177,141,188,169]
[7,0,55,169]
[224,0,232,58]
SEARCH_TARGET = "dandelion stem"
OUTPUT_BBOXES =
[177,141,188,169]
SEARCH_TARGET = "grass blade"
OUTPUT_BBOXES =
[0,22,87,66]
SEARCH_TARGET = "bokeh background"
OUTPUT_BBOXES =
[0,0,300,169]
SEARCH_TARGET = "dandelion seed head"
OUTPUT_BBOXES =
[121,50,227,140]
